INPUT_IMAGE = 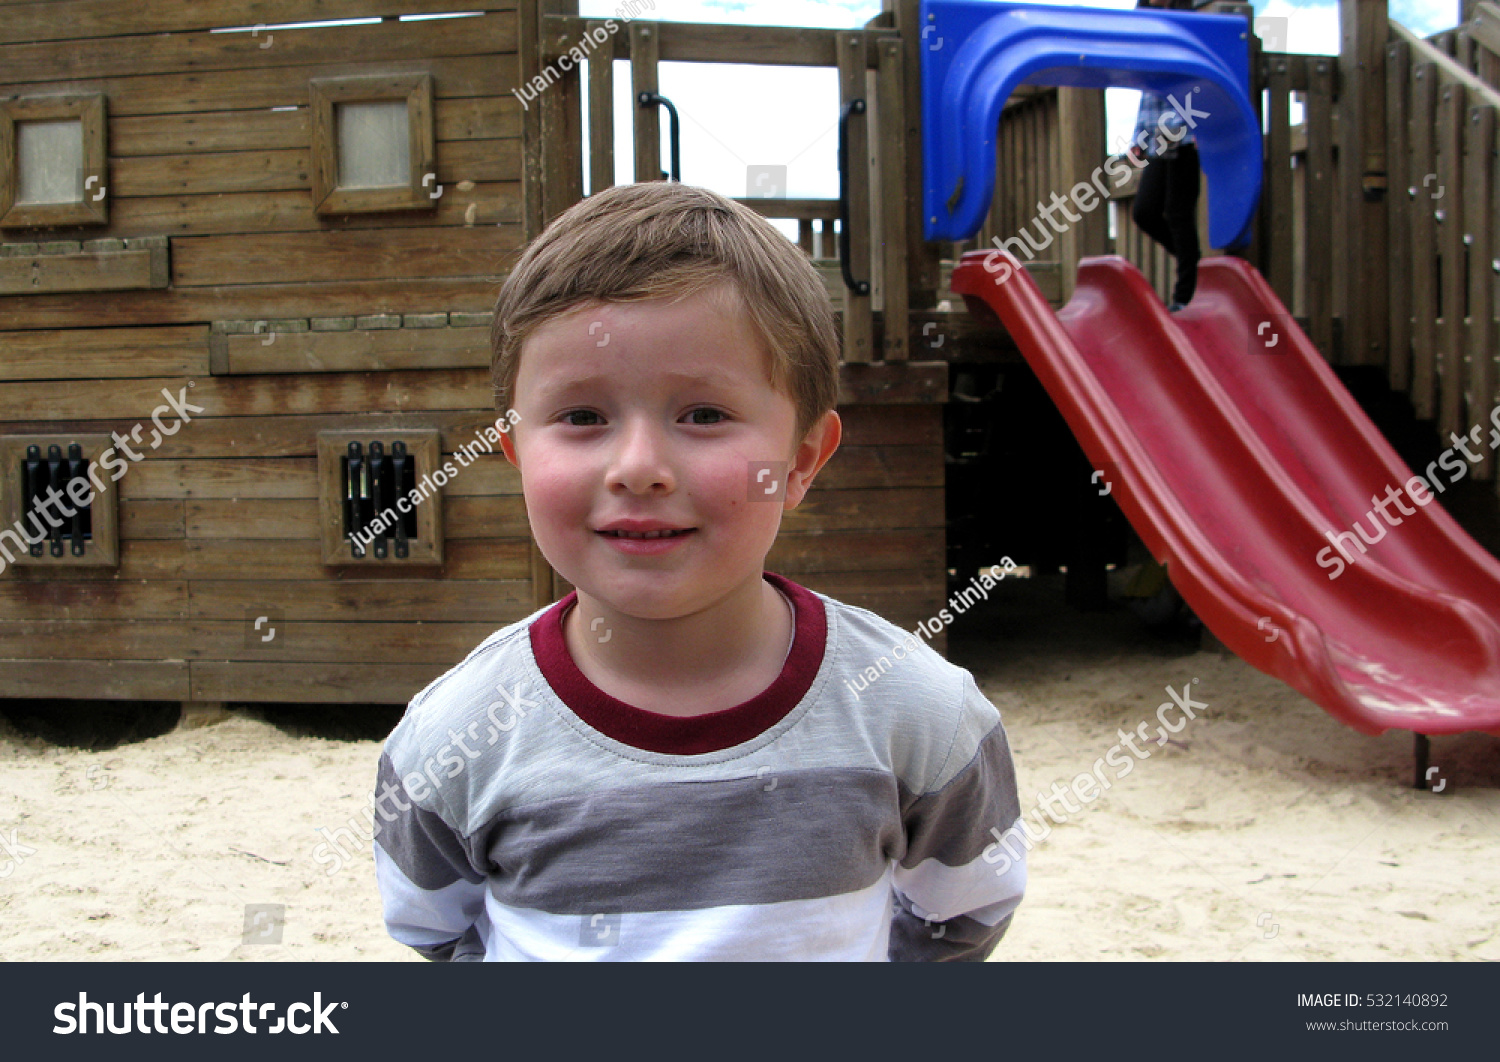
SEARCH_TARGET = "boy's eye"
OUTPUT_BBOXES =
[561,410,603,426]
[683,408,726,425]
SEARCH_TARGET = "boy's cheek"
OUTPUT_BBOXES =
[517,462,592,521]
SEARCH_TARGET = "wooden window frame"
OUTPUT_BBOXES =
[310,74,436,215]
[0,94,108,229]
[0,434,120,570]
[316,428,444,566]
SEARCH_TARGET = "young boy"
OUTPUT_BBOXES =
[372,181,1025,961]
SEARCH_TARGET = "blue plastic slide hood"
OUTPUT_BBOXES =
[920,0,1261,249]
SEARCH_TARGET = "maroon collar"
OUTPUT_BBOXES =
[529,572,827,755]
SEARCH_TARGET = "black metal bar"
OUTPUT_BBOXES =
[345,441,365,557]
[1413,732,1431,790]
[400,442,418,539]
[390,440,409,559]
[66,442,87,556]
[838,98,870,296]
[637,91,681,182]
[45,444,64,557]
[22,444,44,557]
[368,441,387,559]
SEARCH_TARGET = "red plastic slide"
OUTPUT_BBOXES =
[951,250,1500,737]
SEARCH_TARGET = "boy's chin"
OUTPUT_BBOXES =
[570,570,767,621]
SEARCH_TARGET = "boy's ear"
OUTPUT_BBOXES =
[498,424,519,467]
[783,410,841,510]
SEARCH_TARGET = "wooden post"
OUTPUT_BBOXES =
[539,0,583,226]
[1437,82,1468,437]
[1306,57,1337,360]
[1494,140,1500,501]
[838,30,874,364]
[1411,63,1440,419]
[1385,42,1412,387]
[890,0,943,307]
[630,21,660,182]
[1266,56,1295,307]
[586,19,615,194]
[1055,88,1108,304]
[519,0,545,238]
[1460,25,1478,76]
[1338,0,1390,368]
[1474,2,1500,88]
[877,38,910,361]
[1465,102,1496,479]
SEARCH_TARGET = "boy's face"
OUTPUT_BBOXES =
[500,284,837,621]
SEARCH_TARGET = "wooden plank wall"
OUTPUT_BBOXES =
[0,1,526,704]
[983,89,1059,286]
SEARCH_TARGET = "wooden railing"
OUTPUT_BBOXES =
[1108,50,1340,357]
[979,85,1107,305]
[984,51,1339,332]
[531,2,937,365]
[1388,17,1500,481]
[1430,0,1500,87]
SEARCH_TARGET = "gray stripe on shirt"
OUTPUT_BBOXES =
[478,768,903,915]
[899,723,1020,868]
[374,751,486,890]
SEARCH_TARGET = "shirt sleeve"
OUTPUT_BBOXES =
[372,747,491,962]
[889,674,1026,961]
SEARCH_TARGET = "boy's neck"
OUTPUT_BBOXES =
[561,573,793,718]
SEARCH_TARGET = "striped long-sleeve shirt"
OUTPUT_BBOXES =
[373,572,1026,961]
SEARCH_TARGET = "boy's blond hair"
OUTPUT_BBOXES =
[491,182,840,438]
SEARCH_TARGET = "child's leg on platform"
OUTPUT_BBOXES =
[1163,143,1201,305]
[1130,156,1175,256]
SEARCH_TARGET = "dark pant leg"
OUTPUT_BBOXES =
[1163,143,1201,304]
[1131,156,1174,257]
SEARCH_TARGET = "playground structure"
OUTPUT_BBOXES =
[0,0,1497,755]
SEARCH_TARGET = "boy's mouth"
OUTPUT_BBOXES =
[595,520,697,541]
[599,528,694,540]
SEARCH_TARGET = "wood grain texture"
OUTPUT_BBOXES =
[0,0,517,47]
[0,12,515,85]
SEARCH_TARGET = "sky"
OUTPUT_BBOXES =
[575,0,1462,206]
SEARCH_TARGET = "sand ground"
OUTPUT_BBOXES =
[0,573,1495,962]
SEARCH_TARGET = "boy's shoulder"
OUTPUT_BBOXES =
[397,606,546,731]
[813,589,1005,793]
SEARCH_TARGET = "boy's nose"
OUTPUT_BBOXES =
[606,418,676,495]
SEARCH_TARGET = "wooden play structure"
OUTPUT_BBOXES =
[0,0,1489,711]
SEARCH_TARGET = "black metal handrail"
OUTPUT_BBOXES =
[838,98,870,296]
[637,91,681,182]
